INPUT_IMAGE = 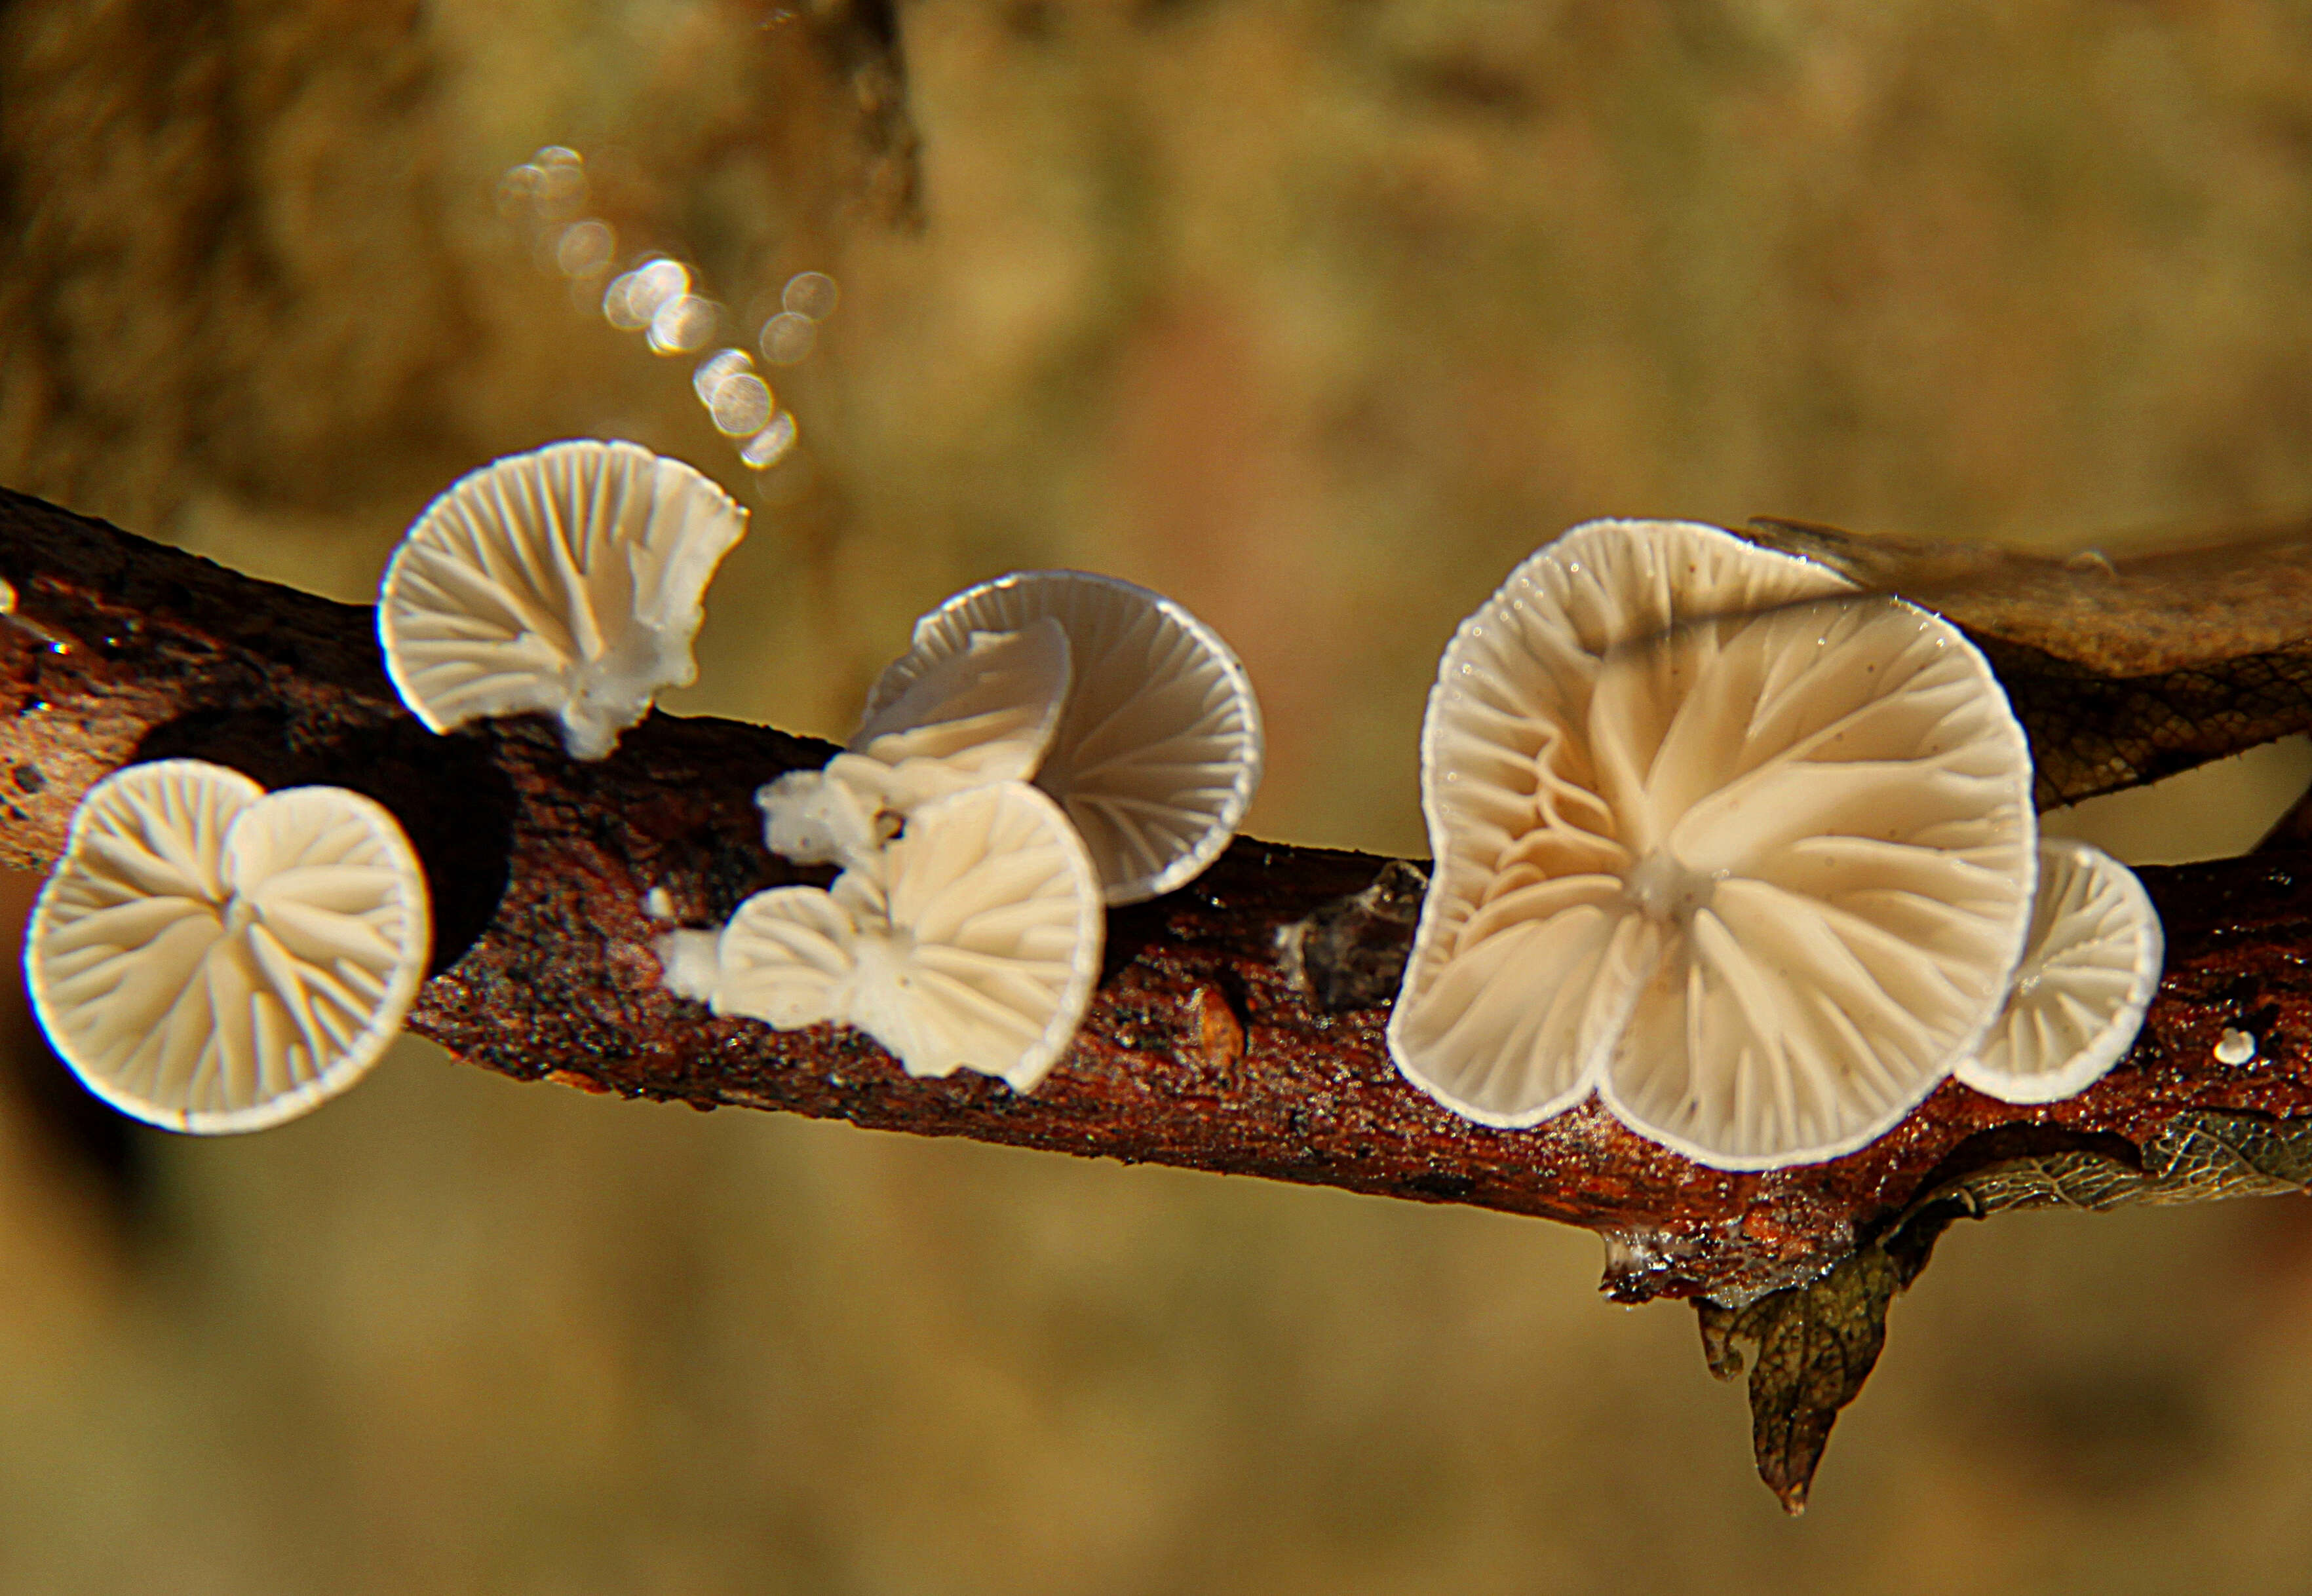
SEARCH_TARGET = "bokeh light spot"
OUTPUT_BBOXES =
[648,294,720,354]
[495,162,541,220]
[709,373,774,437]
[739,411,798,468]
[693,348,754,404]
[532,155,588,221]
[760,311,815,365]
[782,271,838,321]
[605,257,692,332]
[554,220,615,278]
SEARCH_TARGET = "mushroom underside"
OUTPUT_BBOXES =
[1391,519,2039,1169]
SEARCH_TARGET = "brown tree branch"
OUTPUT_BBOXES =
[3,482,2310,1331]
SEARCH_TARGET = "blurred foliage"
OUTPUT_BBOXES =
[10,0,2312,1587]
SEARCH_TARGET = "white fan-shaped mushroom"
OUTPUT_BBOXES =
[379,438,748,759]
[1956,838,2163,1104]
[862,571,1262,904]
[758,618,1072,866]
[666,781,1102,1091]
[26,759,432,1133]
[1389,519,2038,1170]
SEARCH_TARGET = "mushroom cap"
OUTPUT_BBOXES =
[688,781,1102,1091]
[1956,837,2163,1104]
[26,760,433,1133]
[1388,519,2039,1169]
[379,438,748,760]
[863,571,1262,905]
[693,886,860,1029]
[758,619,1073,865]
[849,617,1072,788]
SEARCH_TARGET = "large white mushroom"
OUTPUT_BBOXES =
[1956,837,2163,1104]
[860,571,1263,905]
[664,780,1103,1092]
[26,759,432,1133]
[378,438,748,759]
[1389,519,2040,1169]
[758,618,1072,867]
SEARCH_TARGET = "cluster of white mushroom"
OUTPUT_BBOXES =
[657,570,1265,1093]
[21,459,2166,1169]
[25,439,753,1132]
[1387,519,2166,1169]
[23,438,1267,1129]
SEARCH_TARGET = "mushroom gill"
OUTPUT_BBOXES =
[1389,519,2039,1169]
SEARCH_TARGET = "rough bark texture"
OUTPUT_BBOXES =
[4,483,2311,1322]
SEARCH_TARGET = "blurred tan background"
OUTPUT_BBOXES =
[10,0,2312,1589]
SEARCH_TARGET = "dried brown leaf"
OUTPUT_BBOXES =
[1741,517,2312,807]
[1699,1109,2312,1508]
[1699,1245,1904,1514]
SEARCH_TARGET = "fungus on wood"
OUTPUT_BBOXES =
[670,780,1104,1092]
[758,618,1074,867]
[5,482,2312,1511]
[1387,518,2041,1169]
[1955,837,2165,1106]
[26,759,431,1132]
[862,569,1266,904]
[379,438,748,761]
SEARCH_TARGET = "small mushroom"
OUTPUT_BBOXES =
[663,781,1102,1092]
[1955,837,2164,1103]
[758,618,1072,866]
[862,571,1263,904]
[26,760,432,1133]
[378,438,748,759]
[1389,519,2039,1169]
